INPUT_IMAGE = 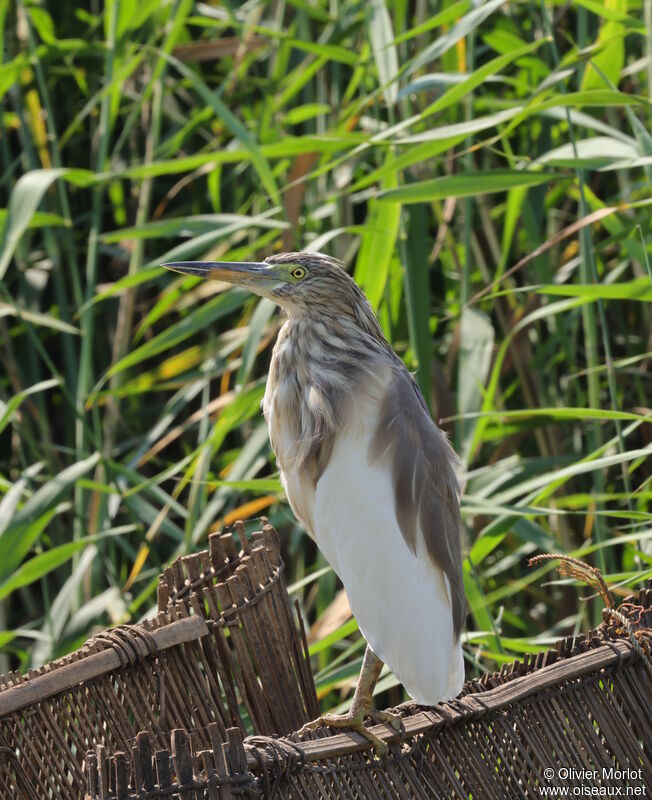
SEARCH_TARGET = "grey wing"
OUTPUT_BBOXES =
[368,365,466,638]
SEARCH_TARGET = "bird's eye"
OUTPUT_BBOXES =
[290,266,307,280]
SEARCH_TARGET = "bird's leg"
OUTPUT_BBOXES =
[299,645,404,756]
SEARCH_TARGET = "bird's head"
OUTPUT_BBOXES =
[162,251,368,320]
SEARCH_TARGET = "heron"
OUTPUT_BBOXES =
[163,252,465,752]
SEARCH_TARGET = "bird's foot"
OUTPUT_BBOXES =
[298,708,404,756]
[389,699,430,715]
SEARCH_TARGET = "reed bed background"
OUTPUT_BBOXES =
[0,0,650,715]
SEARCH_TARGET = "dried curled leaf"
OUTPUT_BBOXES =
[527,552,614,609]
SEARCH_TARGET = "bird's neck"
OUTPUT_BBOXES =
[265,314,389,485]
[275,314,387,377]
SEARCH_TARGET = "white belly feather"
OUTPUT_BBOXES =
[273,368,464,705]
[314,408,463,703]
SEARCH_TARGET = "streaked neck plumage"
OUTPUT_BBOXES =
[264,311,390,479]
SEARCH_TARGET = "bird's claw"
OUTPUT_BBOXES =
[389,699,429,715]
[298,708,404,757]
[370,709,405,734]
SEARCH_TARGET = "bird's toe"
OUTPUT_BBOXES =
[297,710,401,757]
[369,709,404,734]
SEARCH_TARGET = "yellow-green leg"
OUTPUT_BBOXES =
[299,645,403,755]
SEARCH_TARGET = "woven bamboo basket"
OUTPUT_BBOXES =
[84,585,652,800]
[0,521,317,799]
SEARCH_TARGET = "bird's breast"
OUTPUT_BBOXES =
[264,347,392,535]
[263,339,318,536]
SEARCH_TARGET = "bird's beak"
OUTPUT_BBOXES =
[162,260,271,285]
